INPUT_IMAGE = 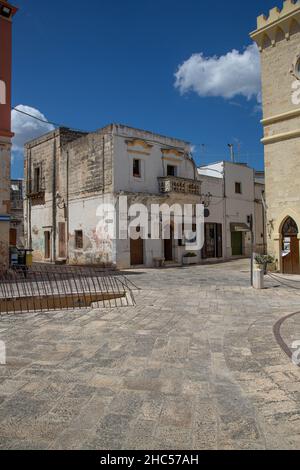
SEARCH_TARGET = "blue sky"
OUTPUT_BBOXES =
[11,0,279,178]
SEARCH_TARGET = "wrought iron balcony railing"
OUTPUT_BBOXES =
[158,176,202,196]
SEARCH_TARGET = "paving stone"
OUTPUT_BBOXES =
[0,259,300,449]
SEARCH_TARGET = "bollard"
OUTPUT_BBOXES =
[253,268,264,289]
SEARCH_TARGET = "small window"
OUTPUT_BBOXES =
[33,167,41,193]
[75,230,83,249]
[167,165,177,177]
[235,182,242,194]
[0,80,6,105]
[133,159,141,178]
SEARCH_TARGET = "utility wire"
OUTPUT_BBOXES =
[11,107,264,160]
[11,106,87,133]
[12,107,60,127]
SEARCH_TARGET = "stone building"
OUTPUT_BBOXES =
[251,0,300,273]
[0,1,18,269]
[24,124,202,268]
[24,123,266,268]
[10,179,24,248]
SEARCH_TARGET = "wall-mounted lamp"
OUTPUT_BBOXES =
[0,5,12,18]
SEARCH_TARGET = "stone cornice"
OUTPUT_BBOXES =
[261,107,300,125]
[261,128,300,144]
[250,0,300,50]
[0,129,14,138]
[126,139,153,151]
[161,148,184,158]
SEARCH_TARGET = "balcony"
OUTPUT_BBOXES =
[26,178,46,205]
[158,176,202,196]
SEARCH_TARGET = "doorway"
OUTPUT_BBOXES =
[130,227,144,266]
[231,231,243,256]
[9,228,17,246]
[44,231,51,260]
[164,225,174,261]
[281,217,300,274]
[203,223,223,259]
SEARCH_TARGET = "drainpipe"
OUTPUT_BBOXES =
[223,162,227,259]
[27,148,32,250]
[262,190,266,254]
[52,138,57,262]
[66,149,69,263]
[102,136,105,193]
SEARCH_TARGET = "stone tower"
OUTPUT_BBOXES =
[251,0,300,274]
[0,1,18,269]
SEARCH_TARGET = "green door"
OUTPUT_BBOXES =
[231,232,243,256]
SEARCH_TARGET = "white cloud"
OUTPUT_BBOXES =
[11,104,54,153]
[175,44,261,103]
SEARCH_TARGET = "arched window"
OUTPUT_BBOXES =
[282,217,298,237]
[0,80,6,105]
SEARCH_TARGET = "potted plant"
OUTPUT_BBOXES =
[254,254,275,274]
[182,252,198,266]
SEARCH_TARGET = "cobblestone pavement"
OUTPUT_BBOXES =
[1,259,300,450]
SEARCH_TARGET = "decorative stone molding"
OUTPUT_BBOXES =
[161,148,184,158]
[250,0,300,50]
[290,49,300,78]
[126,139,153,152]
[273,208,300,235]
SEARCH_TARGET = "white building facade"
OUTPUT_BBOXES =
[25,125,202,269]
[198,162,266,260]
[24,125,266,269]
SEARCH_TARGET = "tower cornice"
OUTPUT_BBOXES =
[250,0,300,50]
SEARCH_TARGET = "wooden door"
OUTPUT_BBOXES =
[231,232,243,256]
[283,236,300,274]
[44,231,51,259]
[130,238,144,265]
[164,225,173,261]
[164,238,173,261]
[58,222,66,258]
[9,228,17,246]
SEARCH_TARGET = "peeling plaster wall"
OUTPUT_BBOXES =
[68,195,116,266]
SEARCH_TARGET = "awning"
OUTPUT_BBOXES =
[230,222,250,232]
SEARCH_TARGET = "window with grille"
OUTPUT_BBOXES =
[75,230,83,249]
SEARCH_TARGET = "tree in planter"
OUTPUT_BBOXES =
[183,252,197,258]
[254,254,275,274]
